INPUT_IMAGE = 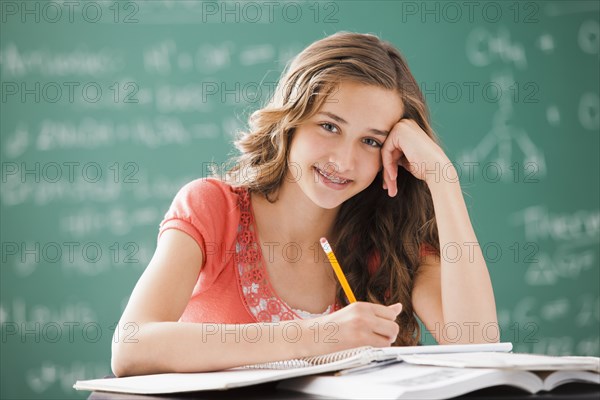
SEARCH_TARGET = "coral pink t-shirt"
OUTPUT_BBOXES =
[157,178,437,324]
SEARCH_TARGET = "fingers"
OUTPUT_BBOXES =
[388,151,400,181]
[372,303,402,343]
[388,302,403,315]
[380,147,400,197]
[372,322,400,344]
[343,302,403,345]
[347,302,402,322]
[380,152,391,192]
[381,168,396,197]
[370,302,403,320]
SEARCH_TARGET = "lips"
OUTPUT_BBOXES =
[314,166,352,184]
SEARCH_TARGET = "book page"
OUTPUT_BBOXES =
[241,342,514,370]
[379,342,513,357]
[278,362,543,400]
[541,370,600,391]
[240,346,374,369]
[74,352,378,394]
[74,369,300,394]
[399,352,600,372]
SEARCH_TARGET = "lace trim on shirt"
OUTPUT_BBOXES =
[233,187,338,323]
[292,304,333,319]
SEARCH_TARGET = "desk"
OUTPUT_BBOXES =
[88,379,600,400]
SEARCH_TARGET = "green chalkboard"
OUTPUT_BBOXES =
[1,1,599,399]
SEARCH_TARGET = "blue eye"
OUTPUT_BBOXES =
[319,122,382,148]
[363,138,382,148]
[320,123,338,133]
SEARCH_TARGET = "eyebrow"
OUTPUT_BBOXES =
[317,111,390,137]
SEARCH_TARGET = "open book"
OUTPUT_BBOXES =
[279,351,600,400]
[73,342,512,394]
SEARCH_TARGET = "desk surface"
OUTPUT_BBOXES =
[88,381,600,400]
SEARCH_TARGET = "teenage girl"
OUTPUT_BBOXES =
[111,31,498,377]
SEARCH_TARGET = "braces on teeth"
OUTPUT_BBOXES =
[317,168,349,184]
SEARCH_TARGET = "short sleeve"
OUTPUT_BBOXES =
[367,250,381,276]
[368,242,438,275]
[420,242,438,257]
[157,178,239,275]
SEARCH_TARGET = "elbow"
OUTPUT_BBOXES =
[112,341,147,377]
[111,358,126,378]
[111,341,133,378]
[111,322,163,377]
[111,328,143,377]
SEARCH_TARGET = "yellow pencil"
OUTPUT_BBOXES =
[320,237,357,303]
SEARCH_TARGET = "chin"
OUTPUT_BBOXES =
[304,182,359,210]
[310,196,345,210]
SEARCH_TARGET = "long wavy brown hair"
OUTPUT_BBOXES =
[218,31,441,346]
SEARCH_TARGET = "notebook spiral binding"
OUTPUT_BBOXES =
[242,346,374,369]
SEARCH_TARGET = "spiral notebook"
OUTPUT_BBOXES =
[73,342,513,394]
[240,342,514,370]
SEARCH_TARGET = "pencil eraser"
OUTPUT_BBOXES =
[320,238,331,253]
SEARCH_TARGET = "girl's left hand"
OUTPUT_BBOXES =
[380,118,452,197]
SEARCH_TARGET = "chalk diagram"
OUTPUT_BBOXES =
[457,27,547,183]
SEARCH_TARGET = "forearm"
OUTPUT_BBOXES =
[428,173,498,344]
[111,320,313,376]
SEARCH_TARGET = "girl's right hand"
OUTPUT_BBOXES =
[302,302,403,354]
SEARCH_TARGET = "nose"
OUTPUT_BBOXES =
[326,139,356,175]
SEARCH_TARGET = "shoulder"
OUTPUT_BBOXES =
[170,177,244,211]
[176,177,237,200]
[161,177,245,236]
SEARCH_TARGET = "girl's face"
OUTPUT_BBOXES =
[287,81,404,209]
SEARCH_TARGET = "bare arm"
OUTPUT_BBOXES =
[415,167,498,345]
[111,229,310,376]
[379,118,498,345]
[112,229,405,376]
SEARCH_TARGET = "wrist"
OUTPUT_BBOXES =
[425,158,460,188]
[291,319,315,358]
[295,318,332,358]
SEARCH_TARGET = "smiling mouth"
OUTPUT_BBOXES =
[314,167,352,184]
